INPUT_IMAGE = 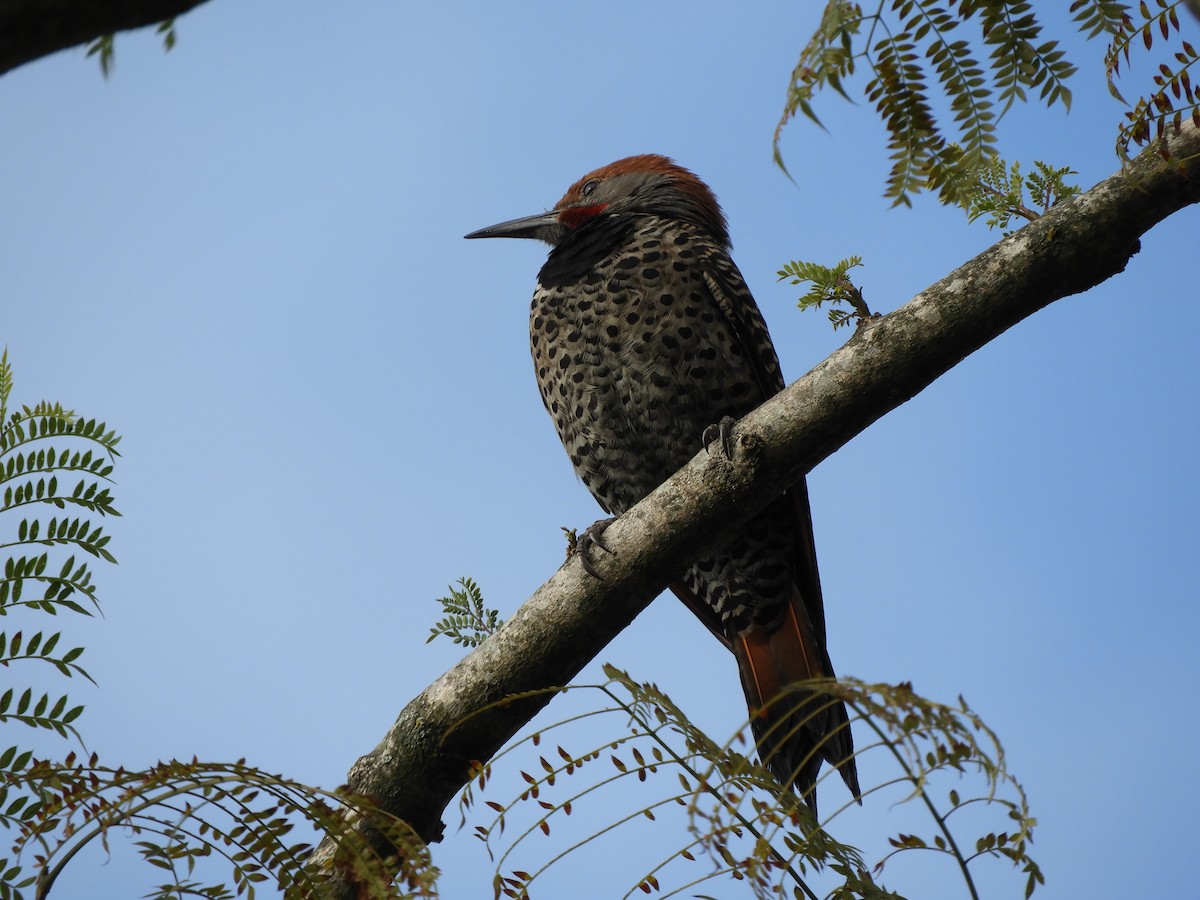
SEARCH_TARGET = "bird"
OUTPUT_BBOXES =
[465,154,859,812]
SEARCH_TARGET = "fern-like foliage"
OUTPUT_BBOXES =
[1103,1,1200,159]
[0,352,441,898]
[0,350,121,897]
[779,1,1194,206]
[0,349,119,717]
[778,1,1078,206]
[0,352,120,623]
[460,666,1041,899]
[778,256,874,330]
[2,755,436,900]
[963,157,1082,229]
[428,577,503,648]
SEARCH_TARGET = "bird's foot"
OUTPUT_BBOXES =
[702,416,738,460]
[564,517,617,578]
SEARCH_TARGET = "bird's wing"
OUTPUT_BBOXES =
[665,252,788,651]
[701,254,787,398]
[699,250,832,646]
[683,247,859,807]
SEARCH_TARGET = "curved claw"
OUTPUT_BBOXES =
[702,416,738,460]
[569,516,617,578]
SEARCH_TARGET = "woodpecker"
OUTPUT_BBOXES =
[466,154,859,811]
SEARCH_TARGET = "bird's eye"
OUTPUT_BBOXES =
[581,179,599,198]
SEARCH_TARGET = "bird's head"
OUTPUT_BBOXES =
[465,154,730,249]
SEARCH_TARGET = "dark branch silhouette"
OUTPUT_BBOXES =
[0,0,208,76]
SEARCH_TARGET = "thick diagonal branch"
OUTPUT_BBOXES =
[310,126,1200,893]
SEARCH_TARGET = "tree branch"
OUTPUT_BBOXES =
[0,0,209,76]
[308,125,1200,893]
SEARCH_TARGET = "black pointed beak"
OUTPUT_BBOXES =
[464,209,562,241]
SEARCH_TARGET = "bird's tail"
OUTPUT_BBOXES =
[731,587,861,815]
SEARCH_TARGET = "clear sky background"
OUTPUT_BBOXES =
[3,2,1197,897]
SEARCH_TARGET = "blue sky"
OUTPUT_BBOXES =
[2,2,1197,897]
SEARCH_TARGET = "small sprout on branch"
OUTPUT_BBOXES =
[562,525,580,557]
[778,256,874,330]
[427,577,503,648]
[964,157,1082,230]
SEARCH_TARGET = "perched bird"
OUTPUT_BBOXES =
[466,154,859,811]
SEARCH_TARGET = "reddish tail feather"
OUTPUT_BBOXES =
[732,586,861,815]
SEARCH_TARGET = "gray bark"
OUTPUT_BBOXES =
[309,124,1200,893]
